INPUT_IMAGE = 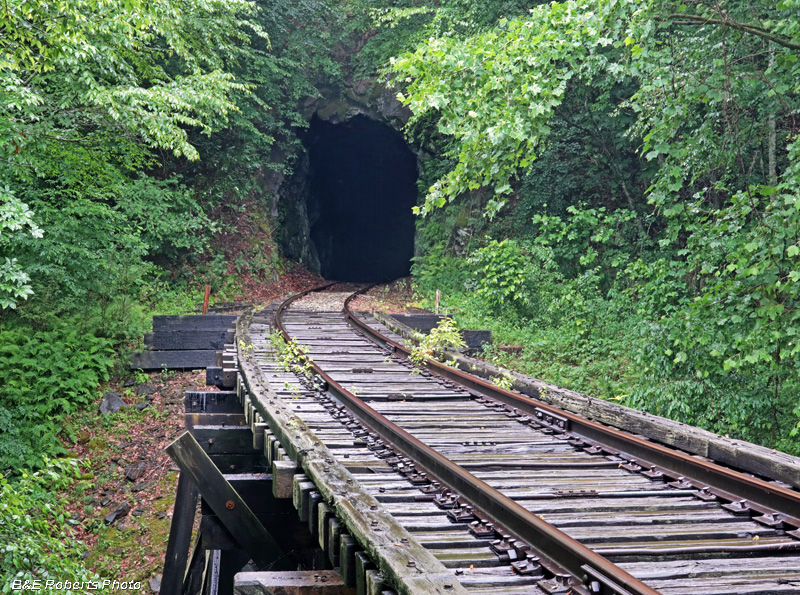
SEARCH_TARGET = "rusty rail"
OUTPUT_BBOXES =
[276,284,662,595]
[342,287,800,530]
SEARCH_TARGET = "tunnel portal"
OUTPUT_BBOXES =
[307,115,417,282]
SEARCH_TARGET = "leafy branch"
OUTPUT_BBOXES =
[665,13,800,50]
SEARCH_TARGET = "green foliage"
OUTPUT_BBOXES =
[0,0,268,319]
[114,178,218,260]
[532,205,640,283]
[10,196,151,338]
[1,0,262,163]
[0,460,99,591]
[490,372,514,391]
[465,238,601,330]
[392,0,800,215]
[468,239,530,309]
[410,317,466,368]
[391,0,634,216]
[363,0,545,78]
[419,281,635,402]
[0,190,44,309]
[415,219,800,453]
[412,252,470,301]
[269,331,313,378]
[0,329,114,471]
[0,329,114,417]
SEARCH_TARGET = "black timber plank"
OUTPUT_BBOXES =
[192,425,257,455]
[130,350,217,371]
[388,314,449,333]
[209,454,267,474]
[206,367,237,389]
[185,413,246,431]
[200,513,317,552]
[185,391,240,413]
[153,315,237,332]
[463,330,492,350]
[145,331,234,350]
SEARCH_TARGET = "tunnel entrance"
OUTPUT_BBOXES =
[306,115,417,282]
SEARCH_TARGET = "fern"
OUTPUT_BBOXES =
[0,329,115,472]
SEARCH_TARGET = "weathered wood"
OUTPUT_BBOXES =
[252,421,268,452]
[166,432,286,570]
[364,570,385,595]
[224,474,280,514]
[236,310,469,595]
[198,515,238,550]
[207,367,225,387]
[308,490,323,537]
[153,314,238,332]
[182,532,206,595]
[266,435,278,466]
[354,552,374,595]
[339,535,359,588]
[161,473,199,595]
[293,477,316,522]
[272,460,297,499]
[328,517,342,567]
[185,413,246,431]
[145,331,234,350]
[130,349,218,371]
[462,330,491,351]
[218,550,253,595]
[386,314,490,350]
[222,367,238,388]
[207,364,238,389]
[234,571,353,595]
[318,502,333,553]
[200,510,313,551]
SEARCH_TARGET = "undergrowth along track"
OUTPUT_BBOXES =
[258,283,800,595]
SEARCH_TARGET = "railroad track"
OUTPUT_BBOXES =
[234,283,800,595]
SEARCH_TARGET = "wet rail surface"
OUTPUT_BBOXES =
[253,285,800,595]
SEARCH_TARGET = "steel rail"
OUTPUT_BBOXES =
[276,285,661,595]
[342,288,800,527]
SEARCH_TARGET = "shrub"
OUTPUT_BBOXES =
[410,317,466,368]
[0,460,100,592]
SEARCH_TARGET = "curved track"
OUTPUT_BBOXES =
[261,283,800,595]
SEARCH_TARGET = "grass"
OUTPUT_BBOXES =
[429,291,640,402]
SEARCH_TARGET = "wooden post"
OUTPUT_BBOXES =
[161,473,199,595]
[182,532,206,595]
[166,432,287,570]
[202,285,211,315]
[435,289,441,314]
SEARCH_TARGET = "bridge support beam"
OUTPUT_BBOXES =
[161,473,199,595]
[166,432,289,570]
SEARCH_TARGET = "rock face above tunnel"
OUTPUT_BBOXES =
[303,79,411,129]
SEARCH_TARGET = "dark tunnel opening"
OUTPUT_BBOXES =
[306,115,418,282]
